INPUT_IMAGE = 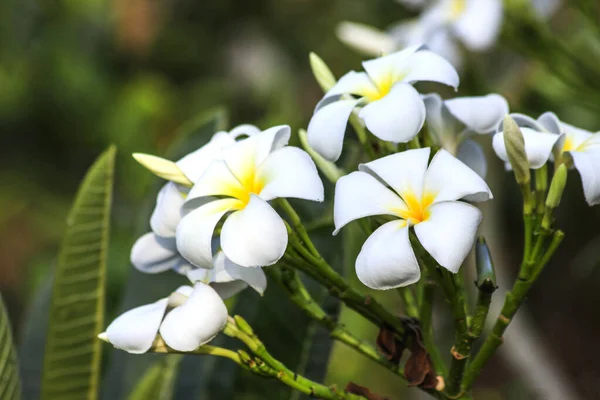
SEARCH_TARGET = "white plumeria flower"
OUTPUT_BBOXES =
[176,125,324,269]
[423,92,508,177]
[307,45,458,162]
[101,282,228,354]
[494,112,600,205]
[492,112,563,170]
[334,148,492,290]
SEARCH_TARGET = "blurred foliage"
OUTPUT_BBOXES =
[1,0,600,399]
[0,293,21,400]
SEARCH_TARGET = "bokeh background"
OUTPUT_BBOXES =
[1,0,599,399]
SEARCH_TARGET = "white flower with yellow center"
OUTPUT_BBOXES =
[307,45,459,162]
[334,148,492,290]
[423,92,508,177]
[493,112,600,205]
[100,283,228,354]
[176,125,324,269]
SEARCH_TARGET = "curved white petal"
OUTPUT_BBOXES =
[423,93,463,148]
[105,298,168,354]
[414,201,482,273]
[308,99,359,162]
[493,128,561,169]
[336,21,396,57]
[176,199,242,269]
[537,112,561,135]
[186,160,244,202]
[359,148,430,200]
[216,251,267,296]
[425,149,492,203]
[453,0,503,51]
[211,281,249,300]
[222,126,291,185]
[257,147,324,202]
[445,94,508,134]
[501,113,544,133]
[355,220,420,289]
[150,182,186,237]
[457,139,487,178]
[571,150,600,206]
[159,283,228,351]
[358,83,425,143]
[362,45,422,86]
[221,195,288,267]
[333,171,407,234]
[561,121,593,150]
[228,124,261,139]
[403,50,460,89]
[176,136,235,183]
[321,71,378,101]
[131,233,181,274]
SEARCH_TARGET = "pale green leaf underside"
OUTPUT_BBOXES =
[41,146,116,400]
[0,293,22,400]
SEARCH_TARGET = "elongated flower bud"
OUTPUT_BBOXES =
[234,315,255,336]
[475,237,497,294]
[503,115,530,185]
[309,52,336,92]
[546,164,567,209]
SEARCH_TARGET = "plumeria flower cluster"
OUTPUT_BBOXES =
[493,112,600,205]
[338,0,561,68]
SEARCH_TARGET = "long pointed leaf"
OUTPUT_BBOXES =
[0,293,22,400]
[127,356,182,400]
[41,146,116,400]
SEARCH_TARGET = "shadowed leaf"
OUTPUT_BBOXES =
[0,293,22,400]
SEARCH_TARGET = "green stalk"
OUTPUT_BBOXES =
[397,287,420,318]
[418,267,447,377]
[534,165,548,218]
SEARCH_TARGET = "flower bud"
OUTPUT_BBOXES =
[234,315,255,336]
[475,237,497,294]
[132,153,193,187]
[299,129,343,183]
[545,164,567,209]
[309,52,336,93]
[503,115,530,185]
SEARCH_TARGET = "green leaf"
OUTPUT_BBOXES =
[0,293,22,400]
[102,108,228,399]
[41,146,116,400]
[126,356,182,400]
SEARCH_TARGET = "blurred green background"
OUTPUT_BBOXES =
[1,0,600,399]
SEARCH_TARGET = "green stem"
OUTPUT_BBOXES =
[349,113,377,160]
[534,165,548,217]
[419,270,447,377]
[461,230,564,391]
[397,287,419,318]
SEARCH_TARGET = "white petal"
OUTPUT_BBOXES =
[493,128,561,169]
[186,160,244,202]
[571,150,600,206]
[159,283,228,351]
[402,50,460,89]
[211,281,249,300]
[228,124,261,139]
[131,233,181,274]
[445,94,508,134]
[176,136,235,183]
[362,45,422,86]
[321,71,378,101]
[215,251,267,296]
[457,139,487,178]
[150,182,186,237]
[257,147,324,202]
[359,148,430,200]
[502,113,544,133]
[221,126,291,184]
[424,149,492,203]
[308,99,359,162]
[333,171,406,235]
[423,93,464,149]
[221,195,288,267]
[358,83,425,143]
[560,121,593,149]
[453,0,503,51]
[425,28,463,69]
[106,298,168,354]
[336,21,396,56]
[176,199,242,269]
[355,220,420,289]
[414,201,482,273]
[537,112,562,134]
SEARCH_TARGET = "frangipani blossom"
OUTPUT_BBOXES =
[334,148,492,290]
[307,46,459,161]
[177,126,324,269]
[423,92,508,177]
[100,283,228,353]
[493,112,563,170]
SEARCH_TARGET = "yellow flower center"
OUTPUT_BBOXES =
[450,0,467,20]
[362,69,408,102]
[222,155,266,206]
[394,190,436,225]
